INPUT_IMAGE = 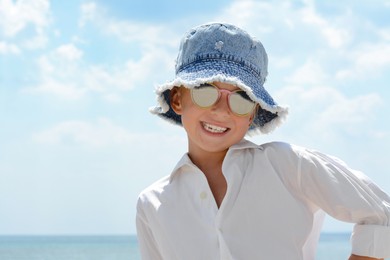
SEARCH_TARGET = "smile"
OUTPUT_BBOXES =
[202,122,228,133]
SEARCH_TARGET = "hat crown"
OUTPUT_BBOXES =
[176,23,268,85]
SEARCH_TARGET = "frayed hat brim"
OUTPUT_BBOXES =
[150,68,288,134]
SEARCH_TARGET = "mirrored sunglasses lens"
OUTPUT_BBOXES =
[229,92,255,115]
[192,86,219,107]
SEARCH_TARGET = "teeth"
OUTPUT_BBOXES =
[202,122,227,133]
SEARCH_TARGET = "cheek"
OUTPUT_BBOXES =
[235,117,252,133]
[180,104,202,128]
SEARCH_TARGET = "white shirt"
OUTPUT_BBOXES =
[136,139,390,259]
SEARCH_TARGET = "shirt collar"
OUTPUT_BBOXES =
[169,138,261,182]
[228,138,261,151]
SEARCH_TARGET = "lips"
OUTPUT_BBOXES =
[202,122,228,133]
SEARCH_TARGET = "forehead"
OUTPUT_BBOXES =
[211,82,240,91]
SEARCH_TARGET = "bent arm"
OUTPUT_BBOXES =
[297,148,390,259]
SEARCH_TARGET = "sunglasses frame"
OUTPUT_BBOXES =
[190,83,257,117]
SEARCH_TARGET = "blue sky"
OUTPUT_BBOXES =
[1,0,389,235]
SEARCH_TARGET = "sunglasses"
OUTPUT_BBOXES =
[190,83,256,116]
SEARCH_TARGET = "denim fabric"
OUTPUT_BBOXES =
[150,23,289,135]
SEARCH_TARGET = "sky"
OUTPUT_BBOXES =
[0,0,389,236]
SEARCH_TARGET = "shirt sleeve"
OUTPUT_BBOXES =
[297,148,390,258]
[136,198,164,260]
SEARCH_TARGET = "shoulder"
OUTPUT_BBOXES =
[251,141,313,174]
[260,141,292,149]
[258,141,304,157]
[259,142,338,168]
[137,175,171,209]
[232,139,301,156]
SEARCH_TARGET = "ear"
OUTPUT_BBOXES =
[170,87,183,115]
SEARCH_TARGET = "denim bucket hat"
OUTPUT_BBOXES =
[150,22,288,134]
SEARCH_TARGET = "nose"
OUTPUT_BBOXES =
[210,91,231,117]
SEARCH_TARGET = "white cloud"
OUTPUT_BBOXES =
[220,0,389,84]
[0,0,50,37]
[0,0,50,53]
[219,1,274,33]
[287,59,329,86]
[318,92,381,126]
[277,85,383,140]
[55,44,83,61]
[33,118,186,148]
[82,47,171,93]
[33,118,135,147]
[0,41,20,54]
[271,56,294,69]
[78,2,179,50]
[377,28,390,41]
[299,3,351,49]
[22,2,177,100]
[314,92,383,141]
[336,42,390,80]
[22,44,87,99]
[26,77,87,99]
[217,0,351,50]
[21,28,49,50]
[78,2,97,28]
[23,41,171,100]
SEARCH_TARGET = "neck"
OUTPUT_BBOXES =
[187,147,227,174]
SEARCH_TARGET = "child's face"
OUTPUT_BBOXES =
[170,82,255,156]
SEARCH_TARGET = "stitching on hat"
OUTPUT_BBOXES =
[177,56,264,83]
[178,54,263,76]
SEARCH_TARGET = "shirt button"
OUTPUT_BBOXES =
[200,191,208,199]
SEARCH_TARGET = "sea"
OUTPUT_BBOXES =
[0,233,387,260]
